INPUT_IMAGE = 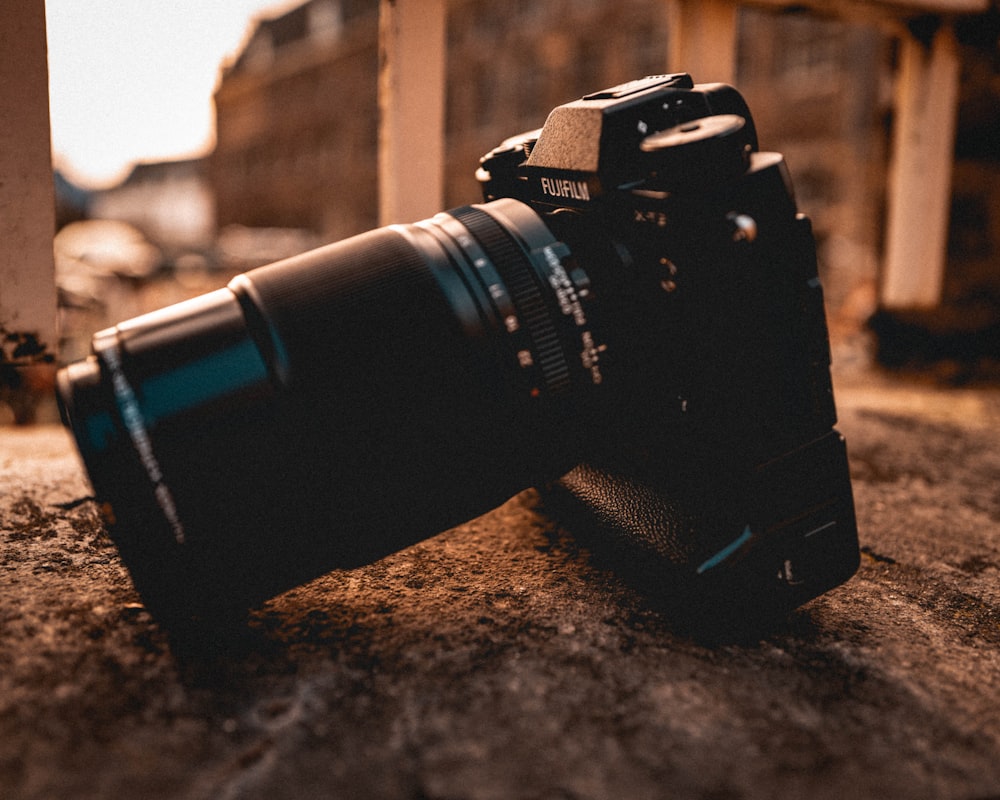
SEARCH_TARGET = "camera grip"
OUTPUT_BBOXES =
[546,431,859,622]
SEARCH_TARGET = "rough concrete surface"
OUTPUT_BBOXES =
[2,368,999,800]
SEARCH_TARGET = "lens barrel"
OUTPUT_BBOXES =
[57,198,607,624]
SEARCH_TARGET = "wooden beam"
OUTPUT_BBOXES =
[377,0,447,226]
[881,21,961,309]
[744,0,988,23]
[0,0,57,358]
[668,0,739,85]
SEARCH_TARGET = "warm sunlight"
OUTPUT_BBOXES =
[46,0,302,188]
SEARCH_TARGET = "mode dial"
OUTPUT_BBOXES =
[640,114,752,193]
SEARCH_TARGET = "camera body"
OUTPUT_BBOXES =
[56,74,857,631]
[477,74,858,619]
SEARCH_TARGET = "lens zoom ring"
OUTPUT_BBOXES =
[452,207,571,395]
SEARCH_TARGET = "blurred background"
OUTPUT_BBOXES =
[3,0,999,422]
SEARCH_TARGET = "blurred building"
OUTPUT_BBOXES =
[211,0,379,241]
[90,158,215,254]
[53,169,91,229]
[442,0,676,208]
[210,0,889,247]
[948,12,1000,312]
[210,0,1000,340]
[210,0,674,241]
[736,8,893,318]
[209,0,895,307]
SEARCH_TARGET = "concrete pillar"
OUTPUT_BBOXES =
[0,0,57,358]
[377,0,447,225]
[881,21,961,309]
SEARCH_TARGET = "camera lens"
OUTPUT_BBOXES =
[57,198,610,624]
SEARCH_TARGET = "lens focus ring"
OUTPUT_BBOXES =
[451,206,572,397]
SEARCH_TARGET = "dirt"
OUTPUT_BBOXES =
[1,372,999,800]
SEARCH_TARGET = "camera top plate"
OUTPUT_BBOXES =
[518,74,759,202]
[581,74,693,101]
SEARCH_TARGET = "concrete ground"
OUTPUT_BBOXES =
[2,357,999,800]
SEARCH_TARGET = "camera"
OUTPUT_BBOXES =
[56,74,858,631]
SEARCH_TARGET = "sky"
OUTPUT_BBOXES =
[46,0,304,189]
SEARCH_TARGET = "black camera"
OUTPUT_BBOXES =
[56,74,858,631]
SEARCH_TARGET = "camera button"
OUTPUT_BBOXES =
[726,212,758,244]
